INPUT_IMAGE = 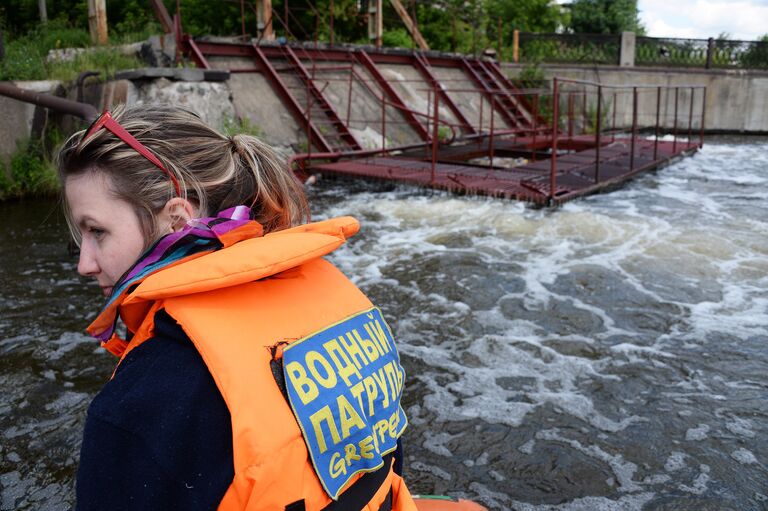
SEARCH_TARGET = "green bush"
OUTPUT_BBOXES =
[382,28,413,49]
[741,35,768,69]
[47,47,143,82]
[0,138,60,200]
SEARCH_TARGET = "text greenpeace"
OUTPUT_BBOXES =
[282,307,407,499]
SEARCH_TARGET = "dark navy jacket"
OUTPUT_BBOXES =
[75,310,234,510]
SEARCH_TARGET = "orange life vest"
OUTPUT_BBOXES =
[92,216,418,511]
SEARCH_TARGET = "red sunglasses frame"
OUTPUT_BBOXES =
[79,110,181,196]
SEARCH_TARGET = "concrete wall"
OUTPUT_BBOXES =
[3,61,766,168]
[0,81,63,170]
[503,64,768,133]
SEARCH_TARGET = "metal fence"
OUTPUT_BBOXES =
[518,33,768,70]
[636,36,768,69]
[518,33,620,65]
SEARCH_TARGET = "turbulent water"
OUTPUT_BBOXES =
[1,138,766,510]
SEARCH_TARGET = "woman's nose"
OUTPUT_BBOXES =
[77,243,99,277]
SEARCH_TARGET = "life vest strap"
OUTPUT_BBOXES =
[283,452,394,511]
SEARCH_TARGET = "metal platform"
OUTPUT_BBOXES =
[182,40,705,205]
[310,137,700,205]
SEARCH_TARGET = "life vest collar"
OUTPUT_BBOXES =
[124,216,360,303]
[88,216,360,357]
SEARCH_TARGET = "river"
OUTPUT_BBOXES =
[1,137,766,510]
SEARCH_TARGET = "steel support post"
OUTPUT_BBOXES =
[654,86,661,160]
[687,87,694,147]
[532,95,538,162]
[630,86,637,172]
[612,92,617,143]
[478,94,484,139]
[595,85,602,184]
[489,93,495,169]
[431,81,439,185]
[673,87,679,153]
[381,89,386,152]
[550,78,559,203]
[700,87,707,148]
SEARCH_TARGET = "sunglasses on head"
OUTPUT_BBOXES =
[79,110,181,196]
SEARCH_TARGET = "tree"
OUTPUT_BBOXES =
[741,34,768,69]
[485,0,563,33]
[568,0,644,34]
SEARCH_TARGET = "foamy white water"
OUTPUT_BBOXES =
[309,137,768,510]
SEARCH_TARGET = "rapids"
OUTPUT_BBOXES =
[1,137,766,510]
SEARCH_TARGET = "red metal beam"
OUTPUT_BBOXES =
[281,46,362,151]
[355,49,430,142]
[412,53,475,135]
[459,58,522,130]
[250,43,334,152]
[480,60,544,130]
[185,36,211,69]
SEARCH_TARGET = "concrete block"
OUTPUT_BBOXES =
[114,68,174,81]
[202,70,231,82]
[113,67,230,83]
[171,68,206,81]
[142,34,176,67]
[620,32,636,67]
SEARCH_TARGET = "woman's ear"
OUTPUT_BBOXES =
[161,197,197,232]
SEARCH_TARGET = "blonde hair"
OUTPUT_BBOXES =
[57,104,308,245]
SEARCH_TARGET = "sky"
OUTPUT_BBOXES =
[638,0,768,40]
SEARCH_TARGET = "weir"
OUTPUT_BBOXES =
[184,39,705,206]
[0,30,705,206]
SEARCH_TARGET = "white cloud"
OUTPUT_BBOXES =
[639,0,768,40]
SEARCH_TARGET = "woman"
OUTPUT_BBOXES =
[58,105,416,511]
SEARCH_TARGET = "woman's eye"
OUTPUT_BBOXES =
[89,227,106,239]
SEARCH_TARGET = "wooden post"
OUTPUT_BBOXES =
[330,0,334,46]
[376,0,383,48]
[88,0,108,45]
[241,0,246,37]
[38,0,48,23]
[388,0,429,50]
[513,29,519,63]
[257,0,275,40]
[497,17,502,60]
[285,0,289,39]
[262,0,274,40]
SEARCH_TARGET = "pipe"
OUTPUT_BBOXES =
[0,82,99,121]
[76,70,100,104]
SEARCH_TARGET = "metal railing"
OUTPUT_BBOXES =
[518,33,620,65]
[518,32,768,70]
[547,77,706,200]
[636,36,768,69]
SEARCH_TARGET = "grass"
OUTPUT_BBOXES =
[0,19,150,82]
[222,116,264,138]
[0,138,60,201]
